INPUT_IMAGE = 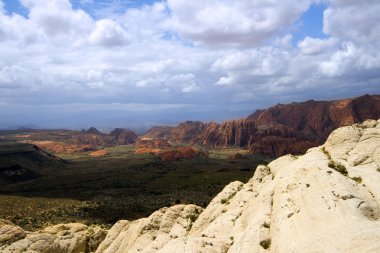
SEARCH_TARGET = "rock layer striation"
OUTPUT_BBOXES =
[143,94,380,156]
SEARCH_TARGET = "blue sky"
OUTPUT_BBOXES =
[0,0,379,129]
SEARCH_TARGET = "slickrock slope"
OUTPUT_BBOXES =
[97,119,380,253]
[0,220,106,253]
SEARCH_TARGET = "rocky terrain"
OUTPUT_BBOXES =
[96,119,380,252]
[2,119,379,252]
[0,220,107,253]
[3,127,138,154]
[143,94,380,156]
[142,121,207,145]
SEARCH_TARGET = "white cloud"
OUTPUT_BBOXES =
[89,19,129,46]
[323,1,380,45]
[119,2,168,41]
[166,0,312,47]
[21,0,93,40]
[298,37,337,55]
[181,83,200,93]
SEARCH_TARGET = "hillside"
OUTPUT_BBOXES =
[0,143,66,185]
[143,94,380,156]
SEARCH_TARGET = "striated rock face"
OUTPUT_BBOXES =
[245,94,380,155]
[143,121,208,145]
[142,94,380,156]
[97,119,380,253]
[0,221,107,253]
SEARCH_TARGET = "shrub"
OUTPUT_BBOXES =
[321,147,331,159]
[351,176,362,184]
[260,239,271,249]
[328,160,348,176]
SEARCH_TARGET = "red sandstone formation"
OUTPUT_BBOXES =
[157,147,208,161]
[142,94,380,156]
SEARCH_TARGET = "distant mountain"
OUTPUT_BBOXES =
[142,94,380,156]
[7,128,138,154]
[84,127,101,134]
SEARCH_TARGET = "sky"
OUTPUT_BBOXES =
[0,0,379,129]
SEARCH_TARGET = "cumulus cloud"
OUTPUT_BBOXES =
[323,1,380,45]
[89,19,128,46]
[21,0,93,41]
[166,0,312,47]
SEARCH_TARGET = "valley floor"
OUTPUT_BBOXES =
[0,143,269,231]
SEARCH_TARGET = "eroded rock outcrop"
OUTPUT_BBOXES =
[142,121,208,145]
[135,146,209,161]
[142,94,380,156]
[27,128,138,154]
[0,221,107,253]
[157,147,208,161]
[135,139,172,149]
[97,119,380,253]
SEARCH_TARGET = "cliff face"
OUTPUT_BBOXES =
[96,119,380,253]
[245,94,380,156]
[143,121,208,145]
[142,94,380,156]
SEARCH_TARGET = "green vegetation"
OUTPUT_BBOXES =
[327,161,348,176]
[260,239,271,249]
[321,147,331,159]
[322,147,348,176]
[351,176,362,184]
[0,140,268,231]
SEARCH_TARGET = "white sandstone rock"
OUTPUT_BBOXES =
[97,119,380,253]
[0,222,106,253]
